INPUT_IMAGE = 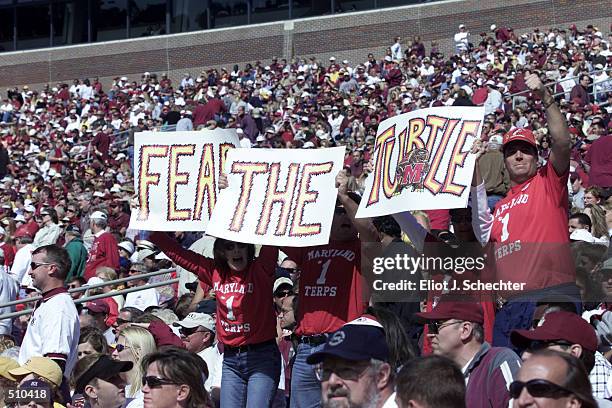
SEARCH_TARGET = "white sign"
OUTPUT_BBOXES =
[206,147,345,247]
[129,130,239,231]
[356,106,485,218]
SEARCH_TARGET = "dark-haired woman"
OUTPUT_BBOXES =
[149,231,280,408]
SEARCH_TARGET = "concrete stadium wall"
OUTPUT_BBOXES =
[0,0,609,89]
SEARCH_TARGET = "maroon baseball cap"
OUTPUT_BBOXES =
[85,299,109,314]
[511,311,597,352]
[415,297,484,324]
[502,128,537,149]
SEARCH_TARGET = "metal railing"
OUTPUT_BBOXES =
[0,267,178,321]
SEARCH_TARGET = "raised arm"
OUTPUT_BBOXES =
[149,231,215,286]
[525,73,570,176]
[470,138,493,245]
[335,171,380,243]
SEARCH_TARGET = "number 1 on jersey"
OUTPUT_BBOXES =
[316,259,331,285]
[500,213,510,242]
[226,295,236,321]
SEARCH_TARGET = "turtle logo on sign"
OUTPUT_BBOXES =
[395,148,430,194]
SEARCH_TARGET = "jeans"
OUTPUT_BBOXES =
[290,342,324,408]
[493,283,582,352]
[220,341,281,408]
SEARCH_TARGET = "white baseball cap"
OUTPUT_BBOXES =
[173,312,216,333]
[90,211,107,220]
[24,205,36,213]
[273,277,293,294]
[118,241,135,255]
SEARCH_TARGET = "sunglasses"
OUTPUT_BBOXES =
[142,376,178,388]
[114,343,131,352]
[334,206,347,215]
[224,242,247,251]
[113,318,130,327]
[30,261,55,270]
[179,327,207,337]
[274,289,293,298]
[509,379,573,399]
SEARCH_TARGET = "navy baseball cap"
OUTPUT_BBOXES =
[306,316,389,364]
[196,299,217,315]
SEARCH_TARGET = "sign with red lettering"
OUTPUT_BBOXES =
[206,147,345,246]
[129,130,240,231]
[356,107,485,218]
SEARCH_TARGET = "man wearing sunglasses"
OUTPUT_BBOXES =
[172,312,219,393]
[19,244,79,400]
[512,350,597,407]
[510,311,611,401]
[416,298,521,408]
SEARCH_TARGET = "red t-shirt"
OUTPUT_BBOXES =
[490,162,574,293]
[150,232,278,347]
[282,239,365,336]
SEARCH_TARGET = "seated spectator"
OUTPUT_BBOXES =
[416,298,521,407]
[111,325,157,407]
[511,349,596,408]
[124,262,160,311]
[72,353,132,408]
[306,319,396,407]
[396,355,466,408]
[511,310,611,400]
[172,312,219,394]
[77,326,109,360]
[141,347,211,408]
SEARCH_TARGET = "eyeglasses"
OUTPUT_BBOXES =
[224,242,247,251]
[427,320,462,335]
[142,376,178,388]
[30,261,55,270]
[314,363,370,382]
[509,379,574,399]
[179,327,208,337]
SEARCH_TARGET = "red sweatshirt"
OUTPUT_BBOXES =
[150,232,278,347]
[84,231,119,280]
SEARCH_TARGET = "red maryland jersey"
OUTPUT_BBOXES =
[283,239,365,336]
[150,232,277,347]
[490,162,574,292]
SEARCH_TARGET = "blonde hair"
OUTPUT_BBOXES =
[117,326,157,396]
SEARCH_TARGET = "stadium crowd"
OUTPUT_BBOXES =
[0,19,611,408]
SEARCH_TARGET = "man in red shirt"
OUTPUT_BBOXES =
[84,211,119,280]
[282,172,379,407]
[473,73,576,348]
[585,131,612,189]
[14,205,39,239]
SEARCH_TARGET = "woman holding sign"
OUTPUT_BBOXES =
[148,230,280,408]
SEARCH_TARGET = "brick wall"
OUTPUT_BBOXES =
[0,0,609,89]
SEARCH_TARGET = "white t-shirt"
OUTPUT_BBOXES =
[0,268,18,335]
[124,287,160,311]
[19,289,80,377]
[198,345,222,392]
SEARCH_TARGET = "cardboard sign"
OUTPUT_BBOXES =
[356,107,485,218]
[206,147,345,246]
[129,130,239,231]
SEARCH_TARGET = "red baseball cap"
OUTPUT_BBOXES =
[502,128,537,149]
[415,297,484,324]
[511,311,597,352]
[85,299,110,314]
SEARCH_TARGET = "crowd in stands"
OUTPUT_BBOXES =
[0,19,610,408]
